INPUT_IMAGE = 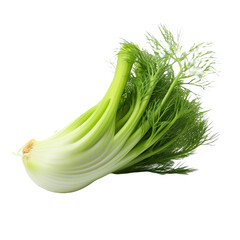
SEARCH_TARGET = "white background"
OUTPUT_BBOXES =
[0,0,239,239]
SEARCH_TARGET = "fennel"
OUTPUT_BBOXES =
[20,26,216,193]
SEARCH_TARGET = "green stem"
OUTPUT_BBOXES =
[122,122,188,166]
[67,45,137,149]
[114,113,179,171]
[160,61,182,109]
